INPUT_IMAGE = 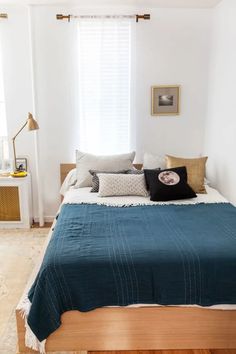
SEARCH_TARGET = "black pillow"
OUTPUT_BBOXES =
[144,167,197,202]
[143,168,161,190]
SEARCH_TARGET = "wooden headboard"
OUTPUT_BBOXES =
[60,164,76,185]
[60,163,143,185]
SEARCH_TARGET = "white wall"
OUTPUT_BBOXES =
[204,0,236,205]
[0,5,37,214]
[1,5,212,219]
[135,8,212,162]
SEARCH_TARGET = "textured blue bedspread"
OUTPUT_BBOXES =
[28,203,236,341]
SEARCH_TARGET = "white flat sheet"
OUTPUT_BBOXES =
[63,185,228,207]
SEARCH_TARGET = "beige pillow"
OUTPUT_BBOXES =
[165,155,208,194]
[98,173,149,197]
[75,150,135,188]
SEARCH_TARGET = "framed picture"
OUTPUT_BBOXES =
[151,85,180,116]
[16,158,27,172]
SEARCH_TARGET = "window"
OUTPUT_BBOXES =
[78,20,131,154]
[0,44,9,170]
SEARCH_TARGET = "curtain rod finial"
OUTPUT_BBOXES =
[0,13,8,19]
[56,14,71,22]
[136,14,150,22]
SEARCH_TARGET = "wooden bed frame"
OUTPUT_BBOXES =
[15,163,236,353]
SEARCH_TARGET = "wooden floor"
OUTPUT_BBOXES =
[31,221,53,228]
[89,351,236,354]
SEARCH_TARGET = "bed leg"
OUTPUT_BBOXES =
[16,308,28,353]
[16,309,37,354]
[16,307,88,354]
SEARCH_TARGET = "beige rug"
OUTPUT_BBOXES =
[0,228,49,354]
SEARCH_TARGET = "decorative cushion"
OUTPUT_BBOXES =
[144,167,197,202]
[165,155,208,194]
[98,173,149,197]
[143,153,165,169]
[89,170,128,192]
[126,169,143,174]
[75,150,135,188]
[142,168,161,190]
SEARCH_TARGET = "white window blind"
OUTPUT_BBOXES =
[0,44,8,170]
[78,20,131,154]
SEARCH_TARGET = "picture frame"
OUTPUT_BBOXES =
[151,85,180,116]
[16,158,27,172]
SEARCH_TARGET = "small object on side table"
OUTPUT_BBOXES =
[10,171,27,178]
[0,172,11,177]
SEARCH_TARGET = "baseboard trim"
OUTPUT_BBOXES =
[33,216,55,223]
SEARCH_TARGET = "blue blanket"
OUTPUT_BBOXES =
[28,203,236,341]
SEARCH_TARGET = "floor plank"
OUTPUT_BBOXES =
[211,351,236,354]
[31,221,53,228]
[89,350,236,354]
[89,351,210,354]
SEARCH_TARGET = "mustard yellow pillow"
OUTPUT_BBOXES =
[165,155,208,194]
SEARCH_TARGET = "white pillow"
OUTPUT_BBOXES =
[143,153,165,169]
[60,168,77,196]
[204,177,211,186]
[75,150,135,188]
[98,173,149,197]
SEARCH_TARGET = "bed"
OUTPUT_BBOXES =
[16,163,236,354]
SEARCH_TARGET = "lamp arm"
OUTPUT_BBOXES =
[12,138,17,171]
[12,121,28,140]
[12,120,28,171]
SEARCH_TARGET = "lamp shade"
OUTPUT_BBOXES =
[27,112,39,131]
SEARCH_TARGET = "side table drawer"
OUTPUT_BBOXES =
[0,186,21,221]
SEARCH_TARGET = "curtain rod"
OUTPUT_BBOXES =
[56,14,150,23]
[0,13,8,19]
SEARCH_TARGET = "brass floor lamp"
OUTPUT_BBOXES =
[11,112,39,176]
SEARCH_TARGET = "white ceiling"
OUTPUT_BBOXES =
[0,0,222,7]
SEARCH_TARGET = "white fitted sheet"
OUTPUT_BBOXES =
[63,185,228,207]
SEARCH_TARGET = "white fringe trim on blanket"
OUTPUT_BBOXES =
[63,199,228,208]
[19,295,46,354]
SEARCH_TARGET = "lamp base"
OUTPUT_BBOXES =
[10,171,28,178]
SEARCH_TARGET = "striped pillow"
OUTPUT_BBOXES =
[89,170,128,192]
